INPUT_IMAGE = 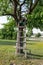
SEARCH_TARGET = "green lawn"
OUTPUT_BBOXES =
[27,41,43,55]
[0,39,43,65]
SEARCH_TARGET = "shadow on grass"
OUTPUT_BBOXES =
[27,53,43,59]
[0,41,16,45]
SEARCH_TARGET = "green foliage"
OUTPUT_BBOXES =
[35,33,41,37]
[1,17,17,40]
[26,28,33,37]
[0,29,2,39]
[39,0,43,6]
[0,3,43,39]
[27,4,43,30]
[0,0,43,38]
[0,0,14,15]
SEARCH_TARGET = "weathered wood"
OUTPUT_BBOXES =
[16,23,26,54]
[18,26,26,28]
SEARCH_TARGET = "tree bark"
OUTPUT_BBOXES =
[16,22,26,54]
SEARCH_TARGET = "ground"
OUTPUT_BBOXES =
[0,39,43,65]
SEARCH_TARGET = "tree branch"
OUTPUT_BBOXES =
[28,0,39,14]
[30,0,33,9]
[10,0,14,5]
[13,0,20,5]
[14,3,18,20]
[20,0,26,6]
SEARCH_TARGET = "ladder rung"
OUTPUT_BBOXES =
[16,41,26,43]
[17,31,26,32]
[16,47,23,49]
[18,37,26,38]
[16,47,26,49]
[17,31,25,33]
[17,42,26,43]
[18,26,26,28]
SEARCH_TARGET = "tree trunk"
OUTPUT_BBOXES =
[16,22,26,54]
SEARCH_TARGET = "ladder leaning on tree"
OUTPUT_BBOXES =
[16,20,26,54]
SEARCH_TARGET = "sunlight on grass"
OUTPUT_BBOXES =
[0,40,43,65]
[27,42,43,55]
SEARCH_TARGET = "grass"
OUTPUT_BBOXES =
[0,39,16,45]
[0,40,16,65]
[0,39,43,65]
[27,42,43,55]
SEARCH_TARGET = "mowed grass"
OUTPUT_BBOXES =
[0,39,43,65]
[27,41,43,55]
[0,39,16,65]
[0,39,43,55]
[0,39,16,58]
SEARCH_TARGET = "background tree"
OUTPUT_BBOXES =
[36,33,41,37]
[26,28,33,37]
[1,17,17,40]
[0,29,2,39]
[0,0,42,54]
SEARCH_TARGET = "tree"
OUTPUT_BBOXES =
[0,0,40,54]
[36,33,41,37]
[27,3,43,30]
[0,29,2,39]
[1,17,17,39]
[26,28,33,37]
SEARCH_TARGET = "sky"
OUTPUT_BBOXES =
[0,16,7,29]
[0,16,43,35]
[32,28,43,35]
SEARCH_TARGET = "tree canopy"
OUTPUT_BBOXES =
[0,0,43,28]
[27,3,43,30]
[0,17,17,39]
[0,0,39,22]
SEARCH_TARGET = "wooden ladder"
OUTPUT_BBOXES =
[16,24,26,54]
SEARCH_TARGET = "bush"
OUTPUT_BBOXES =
[36,33,41,37]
